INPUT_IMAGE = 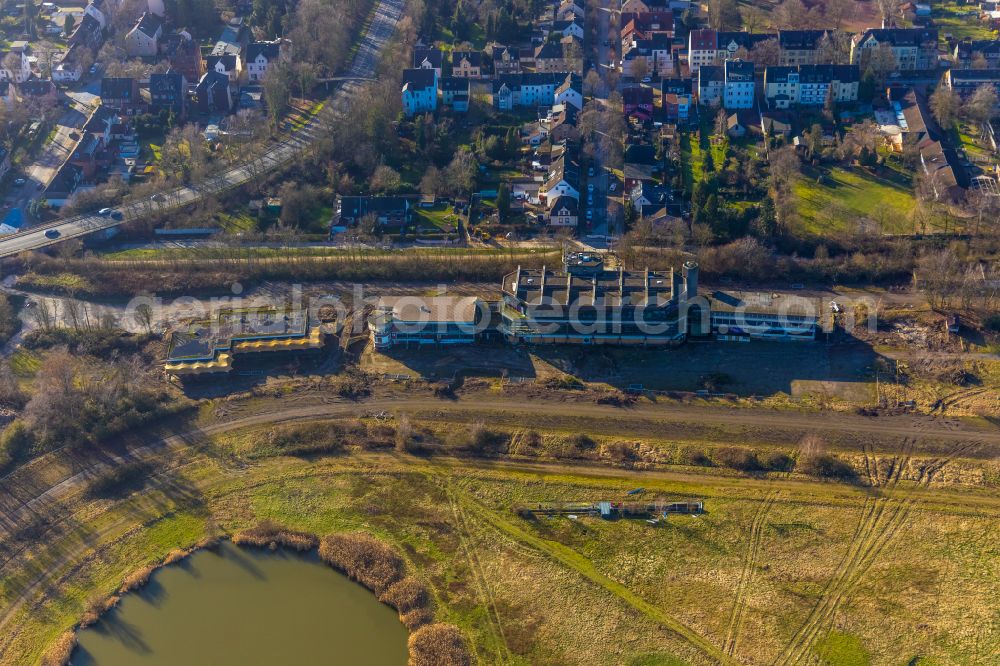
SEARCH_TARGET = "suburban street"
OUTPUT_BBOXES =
[0,0,404,259]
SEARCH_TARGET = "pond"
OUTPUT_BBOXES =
[74,541,409,665]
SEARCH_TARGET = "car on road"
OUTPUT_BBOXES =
[587,183,594,192]
[97,207,113,216]
[110,210,124,220]
[44,229,60,239]
[13,178,26,186]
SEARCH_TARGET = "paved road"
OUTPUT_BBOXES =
[0,0,405,259]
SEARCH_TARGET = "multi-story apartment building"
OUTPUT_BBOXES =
[763,64,860,108]
[943,68,1000,100]
[953,39,1000,68]
[688,29,772,72]
[401,68,438,116]
[851,28,938,71]
[491,72,580,110]
[777,29,833,66]
[723,59,755,109]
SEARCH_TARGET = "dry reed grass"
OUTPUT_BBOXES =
[232,520,320,551]
[39,631,76,666]
[407,623,472,666]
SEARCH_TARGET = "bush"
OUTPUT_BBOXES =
[0,421,34,471]
[85,461,155,499]
[714,446,761,472]
[680,446,713,467]
[232,521,319,551]
[120,565,157,593]
[763,451,795,472]
[408,623,472,666]
[261,423,347,458]
[797,453,858,481]
[604,441,639,465]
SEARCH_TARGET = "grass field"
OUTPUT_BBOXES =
[793,165,917,236]
[932,2,997,41]
[1,398,999,665]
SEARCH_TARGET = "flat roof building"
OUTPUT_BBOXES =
[165,307,324,376]
[370,296,484,349]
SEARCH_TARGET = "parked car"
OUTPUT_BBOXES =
[110,210,124,220]
[89,64,99,76]
[587,194,593,205]
[587,183,594,192]
[641,77,651,84]
[588,166,594,177]
[97,207,112,216]
[13,177,25,186]
[586,209,593,220]
[44,228,60,239]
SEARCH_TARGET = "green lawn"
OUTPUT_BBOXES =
[932,2,997,41]
[793,165,917,235]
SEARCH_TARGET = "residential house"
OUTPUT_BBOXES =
[335,195,410,229]
[556,0,585,21]
[440,76,470,112]
[401,68,438,116]
[777,29,832,66]
[196,70,234,114]
[760,110,793,139]
[723,59,755,109]
[44,163,83,207]
[551,18,585,40]
[763,64,860,108]
[451,50,482,78]
[697,65,725,106]
[620,10,675,40]
[0,48,31,83]
[18,79,58,103]
[662,91,692,123]
[53,60,83,83]
[100,77,141,113]
[541,140,580,203]
[124,12,163,57]
[622,85,654,120]
[554,72,583,109]
[492,45,521,74]
[244,40,286,83]
[688,29,772,72]
[943,68,1000,100]
[624,143,657,192]
[535,40,573,73]
[161,31,204,83]
[953,39,1000,68]
[412,47,444,77]
[149,71,187,118]
[630,181,673,217]
[623,33,674,76]
[726,112,748,137]
[68,11,105,49]
[850,28,939,71]
[205,54,241,84]
[493,72,579,111]
[548,104,580,142]
[548,194,578,226]
[893,87,968,201]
